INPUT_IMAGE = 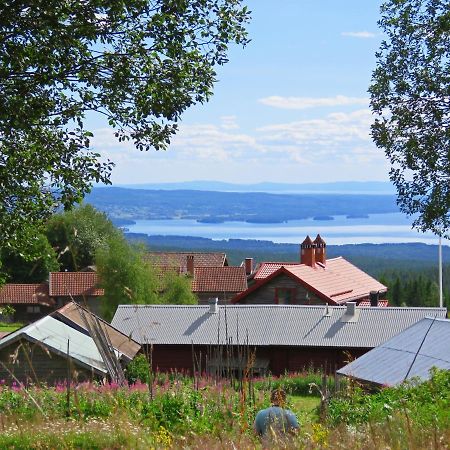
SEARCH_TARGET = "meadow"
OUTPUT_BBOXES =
[0,369,448,449]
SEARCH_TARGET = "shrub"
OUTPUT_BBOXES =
[253,370,336,396]
[125,354,150,384]
[327,368,450,430]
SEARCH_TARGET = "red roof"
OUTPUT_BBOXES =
[358,300,389,307]
[49,272,104,297]
[0,284,54,306]
[192,267,248,293]
[254,262,303,280]
[233,257,387,305]
[145,252,228,272]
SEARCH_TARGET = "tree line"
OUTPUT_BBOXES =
[379,268,449,308]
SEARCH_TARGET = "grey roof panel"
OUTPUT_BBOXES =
[0,316,108,374]
[112,305,447,348]
[337,317,450,385]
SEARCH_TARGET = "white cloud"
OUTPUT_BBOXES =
[256,109,383,164]
[259,95,369,110]
[171,123,259,161]
[220,115,239,130]
[90,108,387,183]
[341,31,376,39]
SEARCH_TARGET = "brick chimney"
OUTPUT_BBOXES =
[369,290,379,307]
[313,234,326,265]
[244,258,253,275]
[186,255,194,276]
[300,235,316,267]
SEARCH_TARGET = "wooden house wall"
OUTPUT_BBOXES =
[144,344,369,376]
[238,274,324,305]
[9,305,54,324]
[0,339,100,385]
[197,292,241,305]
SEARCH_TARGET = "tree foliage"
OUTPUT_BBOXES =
[370,0,450,237]
[96,238,197,321]
[45,204,121,271]
[0,233,59,283]
[0,0,250,252]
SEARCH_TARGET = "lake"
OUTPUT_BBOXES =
[125,212,450,246]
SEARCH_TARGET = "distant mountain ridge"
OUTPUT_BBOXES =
[86,187,399,222]
[115,180,395,194]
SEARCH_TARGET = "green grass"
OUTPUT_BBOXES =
[290,394,320,426]
[0,323,21,332]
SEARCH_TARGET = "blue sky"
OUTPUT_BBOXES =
[93,0,389,185]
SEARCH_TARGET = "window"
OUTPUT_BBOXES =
[26,306,41,314]
[275,288,296,304]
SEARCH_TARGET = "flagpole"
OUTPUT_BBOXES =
[439,236,443,308]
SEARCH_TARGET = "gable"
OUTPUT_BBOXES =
[234,258,387,305]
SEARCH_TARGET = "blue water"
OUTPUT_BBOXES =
[125,212,449,246]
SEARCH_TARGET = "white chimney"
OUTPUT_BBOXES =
[346,302,356,316]
[209,297,219,314]
[340,302,359,323]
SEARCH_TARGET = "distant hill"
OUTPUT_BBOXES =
[115,180,395,194]
[86,187,399,223]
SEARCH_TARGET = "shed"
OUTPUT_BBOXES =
[337,317,450,386]
[0,316,109,385]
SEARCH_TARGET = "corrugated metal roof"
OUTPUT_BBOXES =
[0,316,107,374]
[111,304,447,348]
[337,317,450,386]
[53,302,141,361]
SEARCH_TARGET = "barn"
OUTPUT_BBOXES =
[111,302,447,376]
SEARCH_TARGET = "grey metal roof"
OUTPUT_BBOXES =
[111,304,447,348]
[337,317,450,386]
[0,316,108,374]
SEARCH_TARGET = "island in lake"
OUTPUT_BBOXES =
[313,215,334,221]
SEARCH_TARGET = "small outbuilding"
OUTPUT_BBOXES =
[0,302,141,385]
[337,316,450,387]
[0,316,110,385]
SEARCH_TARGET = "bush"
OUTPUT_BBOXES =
[327,368,450,430]
[253,370,336,397]
[125,354,150,384]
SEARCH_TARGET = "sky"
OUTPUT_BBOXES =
[92,0,389,185]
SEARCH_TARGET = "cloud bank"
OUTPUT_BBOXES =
[259,95,369,110]
[341,31,376,39]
